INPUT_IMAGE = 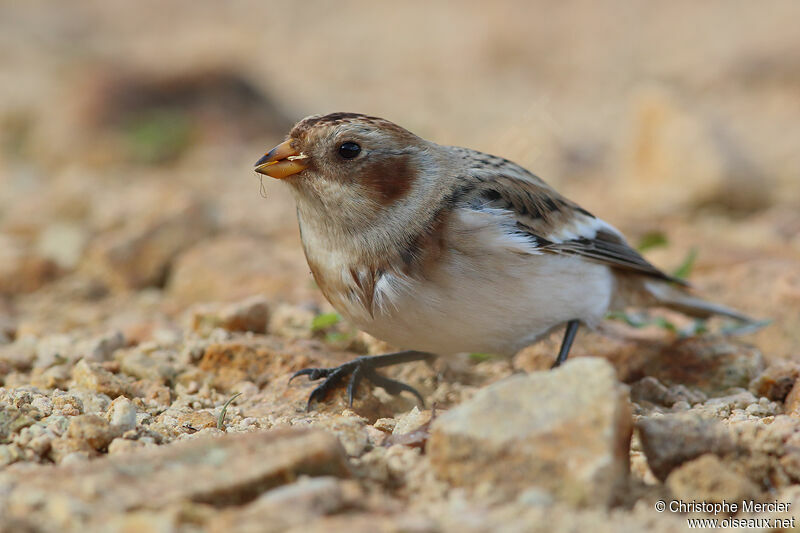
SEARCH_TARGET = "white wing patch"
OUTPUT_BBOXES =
[543,214,616,244]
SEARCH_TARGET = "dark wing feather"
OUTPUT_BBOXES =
[451,151,686,285]
[545,228,687,286]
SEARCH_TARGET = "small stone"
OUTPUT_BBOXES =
[0,334,37,370]
[71,359,127,398]
[0,406,38,444]
[316,413,370,457]
[80,331,126,363]
[637,413,736,481]
[49,438,95,463]
[29,365,72,390]
[0,443,23,466]
[196,340,283,391]
[35,222,89,270]
[33,334,77,369]
[666,454,760,503]
[0,233,59,295]
[118,349,176,384]
[393,407,432,435]
[60,450,92,465]
[268,304,316,340]
[428,358,632,506]
[750,361,800,402]
[232,380,260,398]
[27,434,52,456]
[107,437,145,456]
[30,396,53,417]
[178,411,218,432]
[71,390,112,415]
[744,401,779,417]
[190,296,270,335]
[67,414,119,450]
[107,397,137,431]
[127,380,172,408]
[698,390,759,418]
[42,414,71,436]
[384,407,433,448]
[785,379,800,414]
[630,377,673,406]
[373,418,396,433]
[630,377,707,407]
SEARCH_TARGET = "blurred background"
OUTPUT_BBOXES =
[1,0,798,357]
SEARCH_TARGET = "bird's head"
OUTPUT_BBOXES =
[255,113,445,232]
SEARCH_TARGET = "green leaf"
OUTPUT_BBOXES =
[637,231,669,252]
[606,311,648,328]
[325,331,351,343]
[122,110,193,164]
[469,352,495,362]
[652,317,677,332]
[217,392,242,430]
[679,319,709,338]
[607,311,679,332]
[672,248,698,280]
[311,312,340,331]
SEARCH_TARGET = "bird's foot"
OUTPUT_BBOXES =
[289,350,434,411]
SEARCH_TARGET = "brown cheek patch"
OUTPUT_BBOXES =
[360,155,416,205]
[398,208,450,278]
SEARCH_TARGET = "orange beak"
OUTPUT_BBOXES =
[254,139,309,179]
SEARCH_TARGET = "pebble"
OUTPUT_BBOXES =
[107,397,137,431]
[67,414,120,450]
[637,413,735,481]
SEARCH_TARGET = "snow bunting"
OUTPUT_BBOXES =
[254,112,753,409]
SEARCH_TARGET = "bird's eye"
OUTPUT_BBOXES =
[338,142,361,160]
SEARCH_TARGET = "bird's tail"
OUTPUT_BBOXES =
[643,280,755,323]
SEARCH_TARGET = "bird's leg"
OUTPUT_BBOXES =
[289,350,436,411]
[551,320,580,369]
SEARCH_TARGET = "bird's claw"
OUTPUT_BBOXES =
[289,367,335,382]
[290,356,425,411]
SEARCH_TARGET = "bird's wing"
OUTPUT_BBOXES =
[452,153,685,285]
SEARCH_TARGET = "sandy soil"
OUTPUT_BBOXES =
[0,2,799,531]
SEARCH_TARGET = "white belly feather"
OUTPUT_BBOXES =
[305,208,615,357]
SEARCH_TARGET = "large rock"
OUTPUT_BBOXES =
[0,428,350,530]
[167,235,308,304]
[83,194,216,290]
[208,477,359,533]
[428,358,632,506]
[638,338,764,396]
[620,85,770,215]
[637,414,736,481]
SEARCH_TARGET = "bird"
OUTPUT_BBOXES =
[254,112,755,410]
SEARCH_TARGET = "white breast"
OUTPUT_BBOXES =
[309,208,616,357]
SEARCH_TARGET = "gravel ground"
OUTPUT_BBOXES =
[1,2,799,531]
